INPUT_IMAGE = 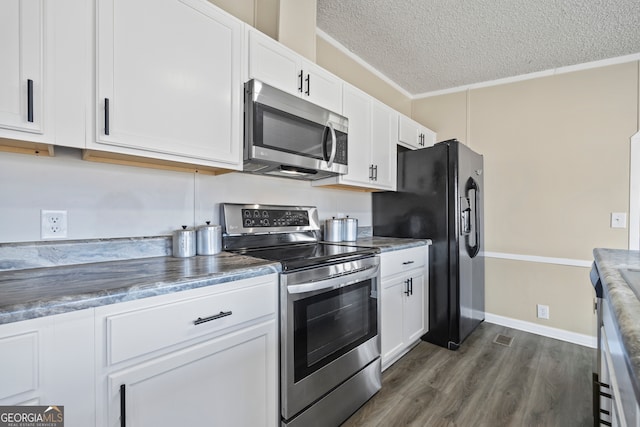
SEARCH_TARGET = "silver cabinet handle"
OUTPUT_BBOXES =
[194,311,232,325]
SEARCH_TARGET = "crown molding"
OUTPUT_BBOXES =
[315,28,413,100]
[315,28,640,101]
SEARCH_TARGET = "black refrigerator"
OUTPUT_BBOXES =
[372,139,484,350]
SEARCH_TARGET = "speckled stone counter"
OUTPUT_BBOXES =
[337,236,432,252]
[0,252,280,325]
[593,248,640,396]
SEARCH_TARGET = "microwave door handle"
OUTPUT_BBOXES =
[326,122,337,167]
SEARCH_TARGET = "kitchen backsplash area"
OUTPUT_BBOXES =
[0,147,372,244]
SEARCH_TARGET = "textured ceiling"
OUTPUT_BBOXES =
[316,0,640,96]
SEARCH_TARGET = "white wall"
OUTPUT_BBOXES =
[0,147,372,243]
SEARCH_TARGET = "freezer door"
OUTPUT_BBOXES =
[455,143,485,346]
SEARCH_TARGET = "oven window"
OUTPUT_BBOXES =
[293,279,377,382]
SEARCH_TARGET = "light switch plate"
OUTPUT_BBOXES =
[611,212,627,229]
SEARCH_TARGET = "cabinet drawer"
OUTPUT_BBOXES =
[106,281,276,365]
[381,246,426,278]
[0,332,38,400]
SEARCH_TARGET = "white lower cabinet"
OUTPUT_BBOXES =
[0,309,95,426]
[106,320,275,427]
[95,274,279,427]
[380,246,429,370]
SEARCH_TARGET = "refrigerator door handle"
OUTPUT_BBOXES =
[465,177,481,258]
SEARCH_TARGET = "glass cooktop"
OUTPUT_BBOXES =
[234,243,379,271]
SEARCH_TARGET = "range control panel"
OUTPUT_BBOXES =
[241,209,310,228]
[222,203,320,235]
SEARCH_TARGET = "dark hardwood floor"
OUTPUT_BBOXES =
[342,322,594,427]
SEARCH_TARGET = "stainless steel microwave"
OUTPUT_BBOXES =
[243,79,348,180]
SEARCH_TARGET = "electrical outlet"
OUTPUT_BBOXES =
[41,210,67,239]
[536,304,549,320]
[611,212,627,229]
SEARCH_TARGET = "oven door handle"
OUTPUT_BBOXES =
[287,264,379,295]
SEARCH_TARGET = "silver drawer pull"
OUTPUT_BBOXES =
[194,311,232,325]
[402,261,415,265]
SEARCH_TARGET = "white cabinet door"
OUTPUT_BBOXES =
[341,85,372,186]
[107,320,277,427]
[248,29,301,96]
[0,310,95,427]
[96,0,242,166]
[314,85,396,191]
[302,60,343,114]
[403,273,425,344]
[381,278,405,365]
[0,0,43,133]
[398,114,436,150]
[247,29,342,113]
[370,101,397,190]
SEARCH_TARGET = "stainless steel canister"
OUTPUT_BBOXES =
[173,225,196,258]
[196,221,222,255]
[324,217,343,242]
[342,216,358,241]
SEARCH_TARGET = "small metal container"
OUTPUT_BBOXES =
[324,217,343,242]
[343,216,358,241]
[196,221,222,255]
[173,226,196,258]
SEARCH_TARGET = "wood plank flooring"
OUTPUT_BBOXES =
[342,322,593,427]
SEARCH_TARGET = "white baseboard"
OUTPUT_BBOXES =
[485,313,596,348]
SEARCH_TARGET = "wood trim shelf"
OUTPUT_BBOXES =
[0,138,54,157]
[82,149,237,176]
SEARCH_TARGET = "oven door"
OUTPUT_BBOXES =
[280,256,380,420]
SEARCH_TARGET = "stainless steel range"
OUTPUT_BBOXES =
[221,203,381,427]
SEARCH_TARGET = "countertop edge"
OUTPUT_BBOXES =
[593,248,640,399]
[0,260,281,326]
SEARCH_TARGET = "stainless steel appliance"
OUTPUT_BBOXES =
[243,79,348,180]
[221,203,381,427]
[372,139,485,350]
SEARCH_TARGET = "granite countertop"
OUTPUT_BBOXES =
[336,236,432,252]
[0,252,280,325]
[0,234,428,326]
[593,248,640,396]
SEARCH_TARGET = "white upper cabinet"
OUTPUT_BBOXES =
[0,0,43,134]
[0,0,89,149]
[94,0,243,168]
[398,114,436,150]
[314,84,396,191]
[248,29,342,114]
